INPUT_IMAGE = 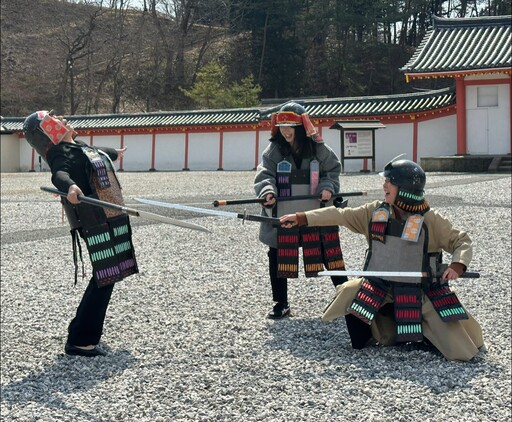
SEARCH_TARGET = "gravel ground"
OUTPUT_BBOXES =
[1,171,511,422]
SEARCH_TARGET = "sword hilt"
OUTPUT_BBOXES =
[237,212,281,226]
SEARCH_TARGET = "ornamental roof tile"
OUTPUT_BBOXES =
[402,15,512,76]
[1,88,455,133]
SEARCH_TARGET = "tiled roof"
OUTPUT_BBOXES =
[0,108,261,133]
[264,88,455,119]
[402,15,512,76]
[1,88,455,133]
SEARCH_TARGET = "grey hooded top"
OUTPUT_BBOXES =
[254,140,341,248]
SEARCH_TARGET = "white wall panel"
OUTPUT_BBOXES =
[257,130,271,164]
[122,134,153,171]
[154,133,186,170]
[222,131,256,170]
[1,135,21,172]
[466,83,511,154]
[373,123,414,170]
[418,115,457,158]
[188,132,219,170]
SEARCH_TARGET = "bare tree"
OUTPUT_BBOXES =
[57,9,104,113]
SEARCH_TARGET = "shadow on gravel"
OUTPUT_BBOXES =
[1,347,136,421]
[265,317,501,394]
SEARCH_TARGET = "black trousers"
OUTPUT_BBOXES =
[67,277,114,346]
[268,247,347,304]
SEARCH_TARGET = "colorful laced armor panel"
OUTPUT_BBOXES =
[426,285,468,322]
[277,160,292,197]
[275,159,345,278]
[370,204,390,243]
[348,278,388,324]
[319,226,345,272]
[82,149,138,287]
[277,226,300,278]
[83,215,138,287]
[393,284,423,342]
[301,226,323,277]
[82,146,111,188]
[394,189,430,214]
[93,170,123,219]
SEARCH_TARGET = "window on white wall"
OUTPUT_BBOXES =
[477,86,498,107]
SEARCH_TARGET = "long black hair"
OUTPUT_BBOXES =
[270,125,315,158]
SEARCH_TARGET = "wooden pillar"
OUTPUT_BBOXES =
[149,132,156,171]
[183,131,190,171]
[412,119,418,162]
[218,131,224,170]
[456,77,467,154]
[254,129,260,170]
[30,148,35,172]
[119,133,124,171]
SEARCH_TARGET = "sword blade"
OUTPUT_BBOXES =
[136,197,240,218]
[41,187,210,232]
[319,270,426,278]
[131,209,211,232]
[135,197,281,225]
[319,270,480,279]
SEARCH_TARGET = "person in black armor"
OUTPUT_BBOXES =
[279,158,485,361]
[23,110,138,357]
[254,102,348,319]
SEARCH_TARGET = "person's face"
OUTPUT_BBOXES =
[279,126,296,144]
[383,178,399,205]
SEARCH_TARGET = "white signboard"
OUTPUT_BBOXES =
[344,130,373,158]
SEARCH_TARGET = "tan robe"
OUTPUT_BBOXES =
[306,201,484,362]
[323,278,483,361]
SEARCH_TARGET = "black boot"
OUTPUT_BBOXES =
[344,314,372,349]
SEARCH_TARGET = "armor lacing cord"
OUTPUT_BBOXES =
[71,229,86,285]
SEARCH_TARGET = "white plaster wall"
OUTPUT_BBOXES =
[19,136,52,172]
[322,126,342,159]
[257,130,272,164]
[417,115,457,158]
[222,131,257,170]
[90,134,120,149]
[1,134,21,172]
[188,132,219,170]
[89,134,124,169]
[154,133,186,170]
[488,83,510,154]
[466,83,511,154]
[122,134,153,171]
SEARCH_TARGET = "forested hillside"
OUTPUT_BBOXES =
[1,0,510,117]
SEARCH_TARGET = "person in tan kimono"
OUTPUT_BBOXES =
[279,158,484,362]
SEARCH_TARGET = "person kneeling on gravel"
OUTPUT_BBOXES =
[279,157,485,362]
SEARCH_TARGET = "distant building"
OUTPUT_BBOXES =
[1,15,510,173]
[401,15,511,157]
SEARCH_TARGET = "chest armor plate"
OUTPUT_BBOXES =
[364,217,429,284]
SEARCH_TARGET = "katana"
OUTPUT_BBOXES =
[135,197,281,226]
[213,191,367,207]
[41,187,210,233]
[318,270,480,279]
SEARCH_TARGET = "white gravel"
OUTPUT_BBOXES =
[1,171,511,422]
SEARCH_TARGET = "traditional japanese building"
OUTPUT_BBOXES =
[401,15,511,162]
[1,15,510,173]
